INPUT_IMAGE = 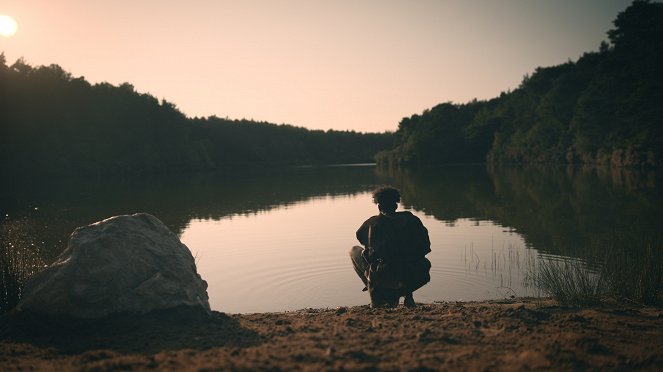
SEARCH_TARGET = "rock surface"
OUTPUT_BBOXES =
[17,213,210,318]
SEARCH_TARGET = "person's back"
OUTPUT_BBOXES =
[356,211,430,262]
[350,187,431,307]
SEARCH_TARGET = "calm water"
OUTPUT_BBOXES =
[2,165,661,313]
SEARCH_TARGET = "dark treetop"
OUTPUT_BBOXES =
[377,1,663,168]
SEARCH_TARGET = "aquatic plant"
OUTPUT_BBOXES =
[534,257,606,306]
[531,237,663,306]
[600,239,663,305]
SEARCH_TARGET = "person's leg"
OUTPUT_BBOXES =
[349,246,368,289]
[370,286,399,308]
[368,285,386,307]
[404,292,416,308]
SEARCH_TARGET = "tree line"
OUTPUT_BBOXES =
[0,59,393,177]
[377,1,663,168]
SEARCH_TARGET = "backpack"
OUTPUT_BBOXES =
[366,219,431,292]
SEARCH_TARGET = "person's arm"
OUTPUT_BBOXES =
[414,216,431,255]
[403,212,431,256]
[367,221,392,262]
[356,220,370,247]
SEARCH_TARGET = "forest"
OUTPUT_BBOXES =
[0,59,393,177]
[376,1,663,168]
[2,2,661,176]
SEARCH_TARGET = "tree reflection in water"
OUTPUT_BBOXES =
[1,165,661,310]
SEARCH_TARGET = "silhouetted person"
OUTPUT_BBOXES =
[350,186,431,307]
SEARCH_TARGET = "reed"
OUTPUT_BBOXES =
[533,257,606,306]
[0,217,45,313]
[532,237,663,306]
[600,239,663,305]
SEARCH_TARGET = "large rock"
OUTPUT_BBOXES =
[17,213,210,318]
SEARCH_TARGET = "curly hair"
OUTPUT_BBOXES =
[372,186,401,207]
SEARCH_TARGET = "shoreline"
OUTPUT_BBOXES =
[2,298,662,370]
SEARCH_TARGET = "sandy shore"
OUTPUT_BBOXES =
[1,298,662,371]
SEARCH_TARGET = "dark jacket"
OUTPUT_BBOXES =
[356,211,431,294]
[356,211,431,264]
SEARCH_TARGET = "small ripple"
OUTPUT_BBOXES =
[206,255,527,310]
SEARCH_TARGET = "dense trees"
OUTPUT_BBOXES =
[377,1,663,168]
[3,2,660,175]
[0,58,392,177]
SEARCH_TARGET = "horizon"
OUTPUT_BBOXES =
[1,0,636,132]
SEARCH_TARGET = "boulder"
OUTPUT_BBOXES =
[17,213,210,318]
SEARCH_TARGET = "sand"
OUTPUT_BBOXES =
[1,298,662,371]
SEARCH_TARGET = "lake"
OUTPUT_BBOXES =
[1,165,661,313]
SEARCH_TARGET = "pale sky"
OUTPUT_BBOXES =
[1,0,633,132]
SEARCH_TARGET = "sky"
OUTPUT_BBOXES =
[0,0,634,133]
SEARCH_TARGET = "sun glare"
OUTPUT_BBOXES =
[0,15,18,37]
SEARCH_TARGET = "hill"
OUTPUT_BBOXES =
[0,59,392,176]
[377,1,663,168]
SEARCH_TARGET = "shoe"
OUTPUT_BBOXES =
[404,294,416,308]
[371,302,397,309]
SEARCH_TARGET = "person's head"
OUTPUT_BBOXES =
[372,186,400,215]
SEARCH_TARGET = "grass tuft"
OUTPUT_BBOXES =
[1,217,45,313]
[600,240,663,305]
[534,257,605,306]
[532,237,663,307]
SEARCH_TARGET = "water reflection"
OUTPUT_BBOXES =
[377,165,662,258]
[1,166,389,262]
[1,165,661,312]
[181,195,537,313]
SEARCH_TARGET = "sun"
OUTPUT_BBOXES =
[0,15,18,37]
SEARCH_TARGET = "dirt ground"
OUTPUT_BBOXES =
[1,298,662,371]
